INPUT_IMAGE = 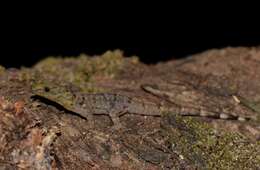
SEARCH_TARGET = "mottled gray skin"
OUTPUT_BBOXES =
[73,93,162,128]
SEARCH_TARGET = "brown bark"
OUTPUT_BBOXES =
[0,48,259,169]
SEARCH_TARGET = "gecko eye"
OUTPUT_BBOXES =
[44,87,50,92]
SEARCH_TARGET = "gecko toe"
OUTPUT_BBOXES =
[111,124,123,131]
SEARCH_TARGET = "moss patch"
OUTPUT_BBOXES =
[162,114,260,169]
[33,50,124,85]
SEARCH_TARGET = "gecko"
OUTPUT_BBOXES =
[33,92,164,129]
[33,83,256,130]
[34,90,250,130]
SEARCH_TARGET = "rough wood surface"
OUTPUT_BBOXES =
[0,48,260,169]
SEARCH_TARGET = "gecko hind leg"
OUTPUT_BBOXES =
[109,110,124,130]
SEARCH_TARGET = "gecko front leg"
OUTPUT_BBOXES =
[108,109,126,130]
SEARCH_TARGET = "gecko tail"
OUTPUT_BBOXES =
[218,113,249,121]
[179,108,250,121]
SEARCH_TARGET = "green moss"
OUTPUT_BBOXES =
[33,50,124,86]
[87,50,124,78]
[162,114,260,169]
[29,50,126,95]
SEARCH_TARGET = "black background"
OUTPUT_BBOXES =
[3,30,260,68]
[2,3,260,68]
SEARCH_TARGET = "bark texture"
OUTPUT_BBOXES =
[0,48,260,169]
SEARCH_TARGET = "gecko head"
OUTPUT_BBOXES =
[31,81,76,110]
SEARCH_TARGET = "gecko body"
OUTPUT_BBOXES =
[73,93,162,128]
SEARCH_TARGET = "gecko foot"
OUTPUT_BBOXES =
[111,124,123,131]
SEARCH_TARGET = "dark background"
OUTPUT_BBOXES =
[2,31,260,68]
[2,3,260,68]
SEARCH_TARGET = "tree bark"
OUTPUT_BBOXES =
[0,48,259,169]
